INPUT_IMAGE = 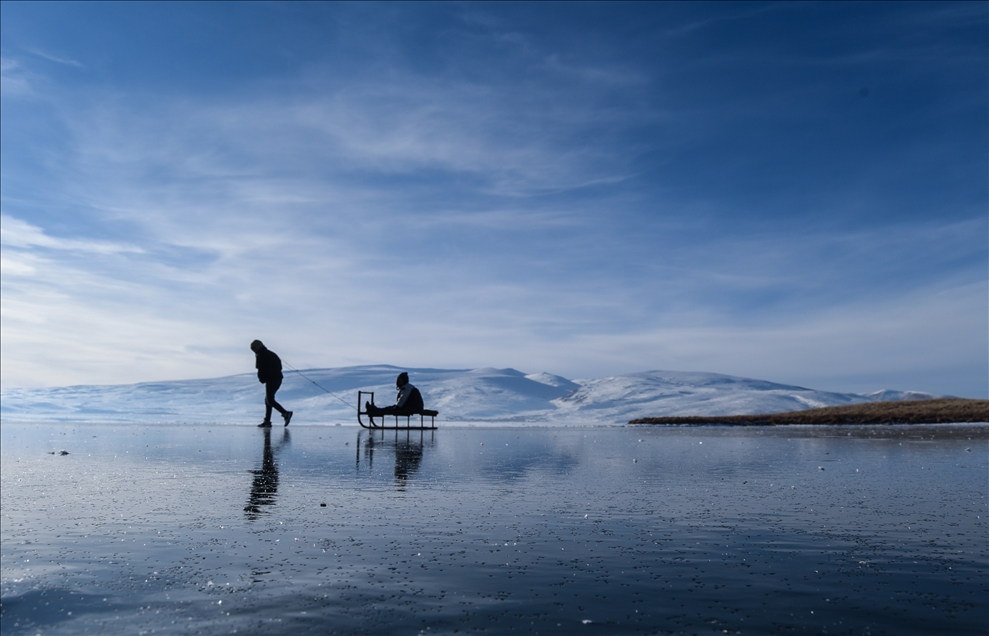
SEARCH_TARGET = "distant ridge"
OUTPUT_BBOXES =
[0,365,949,426]
[630,399,989,425]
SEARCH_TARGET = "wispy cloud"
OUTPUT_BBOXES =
[1,215,143,254]
[0,2,984,397]
[0,57,32,96]
[4,67,985,391]
[27,48,84,68]
[552,280,987,394]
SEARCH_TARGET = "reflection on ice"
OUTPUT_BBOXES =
[0,423,985,635]
[244,428,289,520]
[357,429,435,490]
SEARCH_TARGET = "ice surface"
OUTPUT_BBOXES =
[0,365,940,426]
[2,423,986,635]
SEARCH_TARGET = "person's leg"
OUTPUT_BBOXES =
[262,385,273,424]
[374,405,418,417]
[265,378,287,418]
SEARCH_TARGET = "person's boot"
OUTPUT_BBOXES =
[258,420,272,427]
[283,411,293,426]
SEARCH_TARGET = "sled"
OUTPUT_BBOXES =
[357,390,438,430]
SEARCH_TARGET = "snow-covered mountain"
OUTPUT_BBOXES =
[0,365,939,426]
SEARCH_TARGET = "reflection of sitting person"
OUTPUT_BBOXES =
[394,439,424,488]
[366,372,424,418]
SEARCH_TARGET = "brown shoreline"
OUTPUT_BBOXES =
[629,398,989,425]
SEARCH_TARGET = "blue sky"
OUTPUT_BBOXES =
[1,2,986,397]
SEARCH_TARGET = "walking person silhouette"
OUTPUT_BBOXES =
[250,339,293,427]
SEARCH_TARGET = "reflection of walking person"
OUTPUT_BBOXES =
[244,427,289,520]
[251,339,293,427]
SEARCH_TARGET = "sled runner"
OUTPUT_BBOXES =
[358,390,438,430]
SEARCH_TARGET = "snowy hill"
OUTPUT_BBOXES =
[0,365,938,426]
[547,372,939,423]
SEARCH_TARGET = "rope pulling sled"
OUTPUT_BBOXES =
[283,362,439,430]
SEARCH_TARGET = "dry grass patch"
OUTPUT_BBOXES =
[629,398,989,425]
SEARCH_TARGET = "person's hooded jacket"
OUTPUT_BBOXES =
[255,346,283,384]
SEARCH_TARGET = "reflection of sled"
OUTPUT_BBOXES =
[358,390,438,430]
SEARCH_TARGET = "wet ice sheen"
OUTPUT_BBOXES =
[1,423,986,635]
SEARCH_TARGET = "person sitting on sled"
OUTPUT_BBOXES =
[365,372,424,418]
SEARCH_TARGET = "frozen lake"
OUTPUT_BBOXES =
[1,422,986,634]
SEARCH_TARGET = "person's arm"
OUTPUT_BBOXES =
[396,385,411,407]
